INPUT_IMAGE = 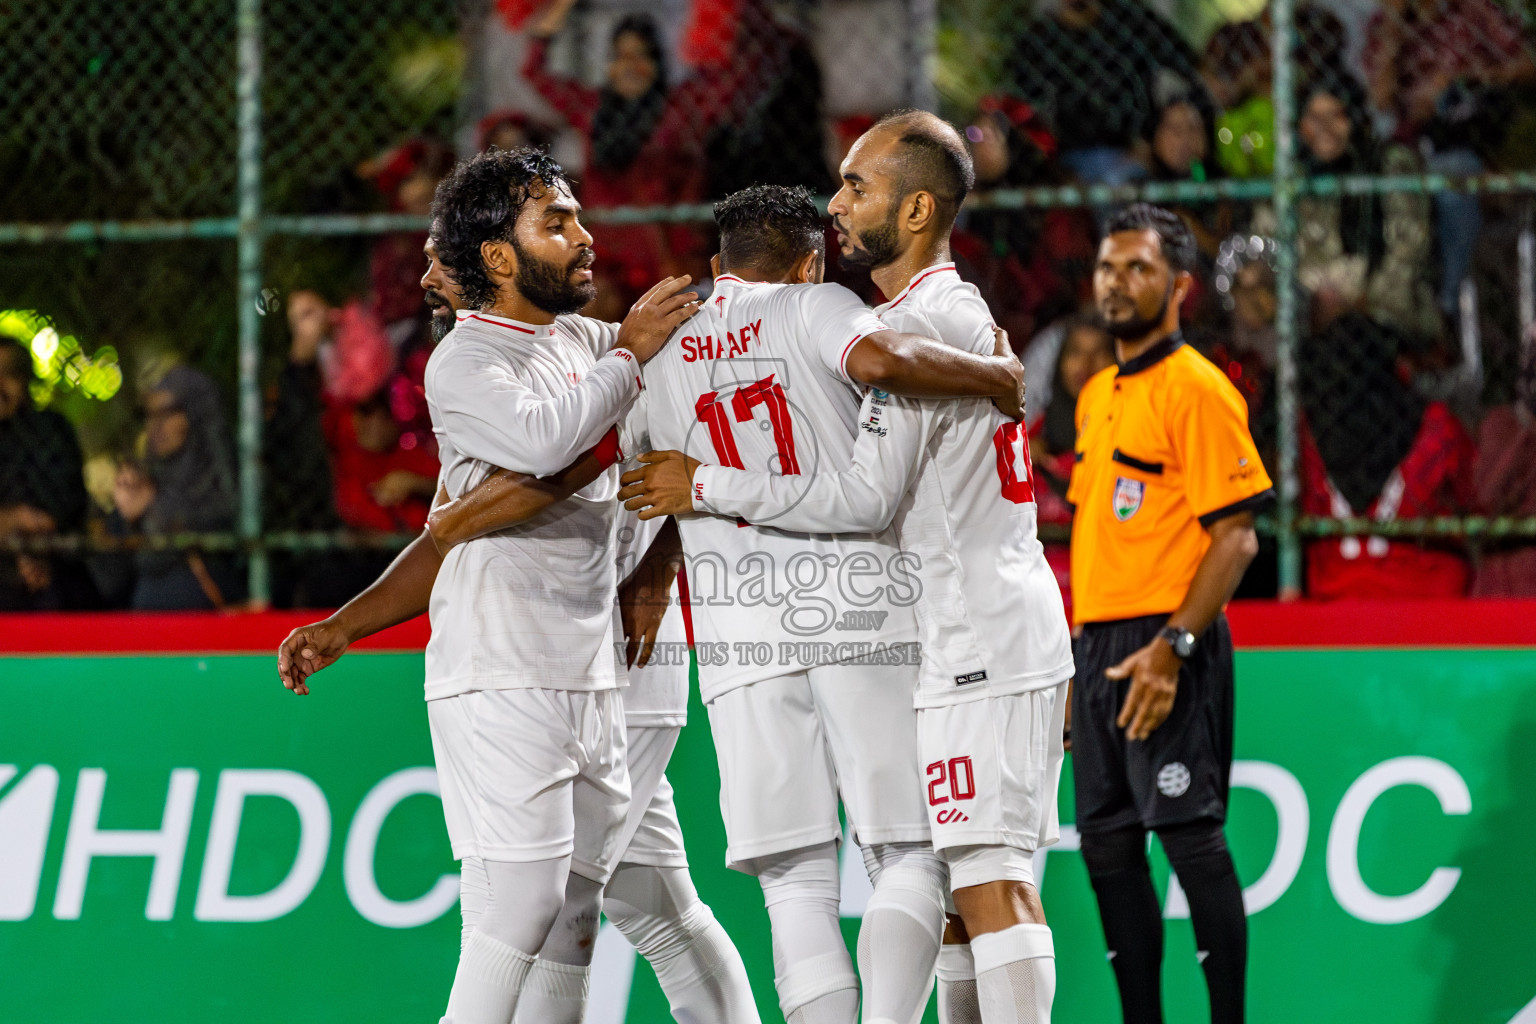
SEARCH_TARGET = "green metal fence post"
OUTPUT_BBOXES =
[1271,0,1302,598]
[237,0,268,604]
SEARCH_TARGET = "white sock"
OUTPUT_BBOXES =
[604,863,758,1024]
[858,843,947,1024]
[971,924,1055,1024]
[444,928,537,1024]
[510,959,589,1024]
[936,943,981,1024]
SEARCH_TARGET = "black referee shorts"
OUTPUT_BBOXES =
[1072,613,1235,835]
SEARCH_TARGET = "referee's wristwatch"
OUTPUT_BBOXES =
[1158,625,1198,660]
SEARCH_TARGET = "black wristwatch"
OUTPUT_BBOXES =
[1158,625,1198,660]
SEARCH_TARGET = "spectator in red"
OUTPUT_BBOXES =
[326,390,439,534]
[1299,313,1475,598]
[1471,339,1536,596]
[957,94,1095,346]
[1364,0,1535,314]
[523,0,732,304]
[359,137,455,329]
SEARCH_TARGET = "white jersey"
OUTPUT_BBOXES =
[628,274,921,704]
[612,503,688,727]
[422,308,641,700]
[692,263,1074,707]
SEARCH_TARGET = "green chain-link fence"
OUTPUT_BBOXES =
[3,0,1535,609]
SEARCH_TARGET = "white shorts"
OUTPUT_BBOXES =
[706,660,929,872]
[918,682,1068,861]
[428,687,630,883]
[616,724,688,868]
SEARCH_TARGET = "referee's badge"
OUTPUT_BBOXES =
[1112,476,1144,521]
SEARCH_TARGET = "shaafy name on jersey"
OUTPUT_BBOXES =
[680,320,763,363]
[861,388,890,437]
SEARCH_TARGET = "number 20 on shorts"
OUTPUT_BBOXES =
[927,756,977,805]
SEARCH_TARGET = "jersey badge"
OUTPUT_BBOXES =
[1113,476,1145,522]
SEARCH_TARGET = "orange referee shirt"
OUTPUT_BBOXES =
[1067,332,1274,625]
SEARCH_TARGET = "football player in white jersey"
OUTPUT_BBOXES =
[277,212,759,1022]
[623,114,1075,1024]
[614,184,1030,1024]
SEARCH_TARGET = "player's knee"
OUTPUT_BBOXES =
[776,951,860,1020]
[1079,826,1150,878]
[604,866,714,963]
[537,872,605,966]
[477,857,569,952]
[457,855,492,946]
[1155,818,1232,872]
[864,842,947,913]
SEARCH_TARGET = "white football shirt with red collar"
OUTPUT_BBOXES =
[422,308,638,700]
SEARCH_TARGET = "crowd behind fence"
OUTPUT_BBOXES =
[3,0,1536,612]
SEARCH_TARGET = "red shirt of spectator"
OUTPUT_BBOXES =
[1363,0,1530,141]
[1471,344,1536,595]
[523,8,777,297]
[1302,402,1475,598]
[326,397,439,533]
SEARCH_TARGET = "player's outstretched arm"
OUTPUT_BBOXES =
[277,523,446,696]
[847,327,1026,419]
[427,429,621,553]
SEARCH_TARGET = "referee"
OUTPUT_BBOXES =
[1067,204,1273,1024]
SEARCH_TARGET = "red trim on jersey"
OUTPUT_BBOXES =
[883,263,958,311]
[713,274,758,286]
[838,333,865,381]
[675,568,696,648]
[467,313,538,334]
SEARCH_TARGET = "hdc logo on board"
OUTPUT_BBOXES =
[0,764,457,926]
[0,755,1472,927]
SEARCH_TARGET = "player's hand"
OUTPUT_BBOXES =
[618,558,676,668]
[1108,638,1181,741]
[616,276,701,363]
[990,328,1027,421]
[278,618,352,696]
[619,450,700,519]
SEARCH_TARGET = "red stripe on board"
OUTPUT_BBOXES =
[3,599,1535,654]
[1224,599,1536,648]
[0,611,431,655]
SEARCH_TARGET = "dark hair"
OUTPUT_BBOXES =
[0,338,33,382]
[874,109,976,220]
[611,14,666,85]
[430,148,573,310]
[714,184,825,278]
[1102,203,1198,274]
